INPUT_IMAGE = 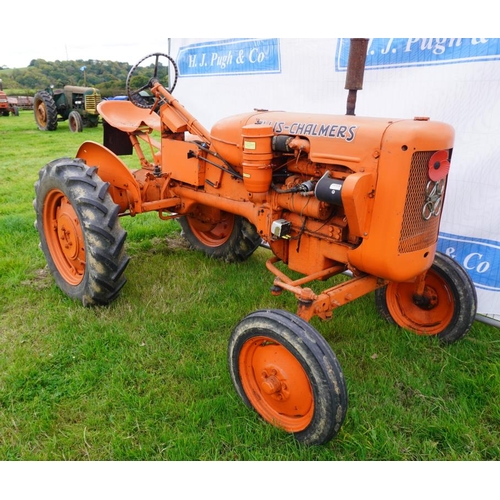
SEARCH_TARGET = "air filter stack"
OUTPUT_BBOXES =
[241,124,274,193]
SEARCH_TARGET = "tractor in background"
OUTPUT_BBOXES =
[33,85,101,132]
[33,45,478,446]
[0,79,19,116]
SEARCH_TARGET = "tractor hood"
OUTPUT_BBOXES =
[210,111,400,169]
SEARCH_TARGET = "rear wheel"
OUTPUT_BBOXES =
[228,309,348,445]
[375,252,477,343]
[34,158,130,305]
[34,90,58,131]
[68,110,83,132]
[178,206,260,262]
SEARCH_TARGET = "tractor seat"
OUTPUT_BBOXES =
[97,100,161,133]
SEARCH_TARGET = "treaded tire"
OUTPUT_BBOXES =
[34,90,58,131]
[375,252,477,344]
[228,309,348,445]
[68,110,84,132]
[34,158,130,306]
[179,209,261,262]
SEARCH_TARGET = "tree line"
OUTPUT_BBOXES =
[0,58,152,97]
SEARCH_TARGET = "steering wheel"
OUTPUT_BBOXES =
[126,53,179,109]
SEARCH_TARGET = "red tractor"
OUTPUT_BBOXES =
[33,47,477,445]
[0,79,19,116]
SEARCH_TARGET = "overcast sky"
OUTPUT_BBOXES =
[0,6,172,68]
[1,40,171,69]
[0,2,482,69]
[0,1,272,69]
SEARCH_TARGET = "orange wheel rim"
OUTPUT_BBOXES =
[385,270,454,335]
[239,336,314,432]
[43,189,86,285]
[36,104,47,127]
[188,211,235,247]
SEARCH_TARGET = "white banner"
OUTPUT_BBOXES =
[170,38,500,325]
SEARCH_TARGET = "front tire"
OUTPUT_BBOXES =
[375,252,477,343]
[179,207,261,262]
[228,309,348,445]
[68,110,84,132]
[34,158,130,306]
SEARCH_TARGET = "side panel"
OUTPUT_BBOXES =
[161,139,205,186]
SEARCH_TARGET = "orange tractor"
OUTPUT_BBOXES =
[34,45,477,445]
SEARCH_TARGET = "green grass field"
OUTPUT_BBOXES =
[0,111,499,461]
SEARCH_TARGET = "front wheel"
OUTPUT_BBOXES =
[34,158,130,306]
[68,110,83,132]
[178,208,261,262]
[228,309,348,445]
[375,252,477,343]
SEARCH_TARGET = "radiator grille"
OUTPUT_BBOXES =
[398,151,445,253]
[85,93,101,115]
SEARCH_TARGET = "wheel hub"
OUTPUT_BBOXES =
[57,211,80,260]
[260,369,290,401]
[37,104,46,122]
[413,285,439,310]
[44,191,86,284]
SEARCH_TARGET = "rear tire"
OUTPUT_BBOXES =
[375,252,477,343]
[179,207,260,262]
[34,158,130,306]
[34,90,58,131]
[228,309,348,445]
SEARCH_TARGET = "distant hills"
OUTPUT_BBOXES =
[0,58,154,97]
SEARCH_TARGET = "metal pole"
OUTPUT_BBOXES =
[345,38,369,116]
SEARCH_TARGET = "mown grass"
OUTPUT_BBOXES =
[0,111,499,461]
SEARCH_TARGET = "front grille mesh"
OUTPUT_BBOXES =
[85,94,101,114]
[398,151,444,253]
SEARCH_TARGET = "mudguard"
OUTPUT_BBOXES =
[76,141,142,214]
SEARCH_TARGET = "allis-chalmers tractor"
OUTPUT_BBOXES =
[33,45,477,446]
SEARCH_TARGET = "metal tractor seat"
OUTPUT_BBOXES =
[97,100,161,133]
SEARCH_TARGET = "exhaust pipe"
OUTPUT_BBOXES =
[345,38,369,116]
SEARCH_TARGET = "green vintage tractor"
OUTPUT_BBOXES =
[34,85,101,132]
